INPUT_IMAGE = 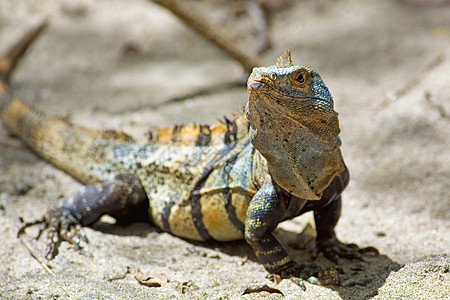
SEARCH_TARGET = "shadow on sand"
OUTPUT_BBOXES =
[93,220,401,299]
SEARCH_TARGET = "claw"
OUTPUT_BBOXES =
[18,208,86,260]
[64,224,88,246]
[318,237,379,262]
[359,246,379,255]
[279,262,340,285]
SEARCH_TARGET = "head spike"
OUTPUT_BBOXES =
[275,50,293,68]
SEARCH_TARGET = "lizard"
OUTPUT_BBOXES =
[1,21,376,282]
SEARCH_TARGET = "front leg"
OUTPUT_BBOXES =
[244,182,292,274]
[315,170,378,261]
[21,173,149,259]
[245,182,336,281]
[315,195,357,259]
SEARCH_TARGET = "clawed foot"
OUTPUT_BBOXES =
[277,238,379,285]
[18,208,88,259]
[317,236,379,262]
[278,262,340,285]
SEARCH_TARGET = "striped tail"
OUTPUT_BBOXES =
[0,20,133,185]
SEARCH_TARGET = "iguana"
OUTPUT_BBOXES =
[1,21,376,281]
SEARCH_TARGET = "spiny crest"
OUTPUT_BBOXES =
[275,50,293,68]
[148,114,249,147]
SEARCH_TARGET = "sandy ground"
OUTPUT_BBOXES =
[0,0,449,299]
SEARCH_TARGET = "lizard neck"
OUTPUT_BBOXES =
[247,100,344,200]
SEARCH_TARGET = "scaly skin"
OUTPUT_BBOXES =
[1,22,377,282]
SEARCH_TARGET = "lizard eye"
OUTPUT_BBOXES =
[295,72,305,84]
[270,73,277,81]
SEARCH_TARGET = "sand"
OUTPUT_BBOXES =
[0,0,449,299]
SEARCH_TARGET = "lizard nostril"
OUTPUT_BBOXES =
[248,81,263,91]
[248,72,265,91]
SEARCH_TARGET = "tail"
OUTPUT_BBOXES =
[1,20,133,185]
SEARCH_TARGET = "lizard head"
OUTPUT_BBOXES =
[245,50,343,200]
[246,50,339,145]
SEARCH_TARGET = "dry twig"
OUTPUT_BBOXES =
[18,218,72,297]
[152,0,262,73]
